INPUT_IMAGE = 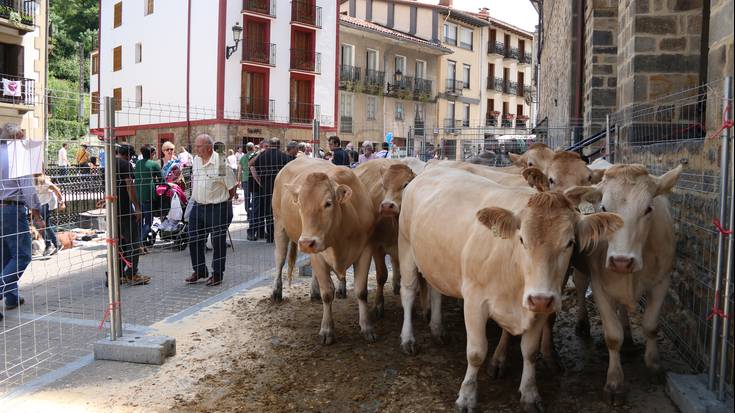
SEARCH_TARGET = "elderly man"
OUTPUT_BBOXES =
[0,124,45,319]
[185,134,237,286]
[251,138,293,243]
[285,141,299,158]
[358,140,376,164]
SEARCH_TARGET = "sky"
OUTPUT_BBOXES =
[419,0,539,32]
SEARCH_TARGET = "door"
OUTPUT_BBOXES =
[290,77,313,121]
[517,104,524,116]
[366,49,378,83]
[292,30,314,70]
[489,29,496,46]
[242,70,268,118]
[246,19,269,63]
[503,67,510,92]
[415,60,426,80]
[517,72,525,96]
[341,44,354,80]
[504,34,511,50]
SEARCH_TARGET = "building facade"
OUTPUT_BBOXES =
[90,0,337,149]
[0,0,46,140]
[340,0,534,160]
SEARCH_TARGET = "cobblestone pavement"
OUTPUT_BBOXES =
[0,194,281,395]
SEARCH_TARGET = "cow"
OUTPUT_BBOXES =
[566,163,682,403]
[271,157,378,344]
[397,166,623,412]
[399,156,427,175]
[354,159,417,316]
[508,142,556,171]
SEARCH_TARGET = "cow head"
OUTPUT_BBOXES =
[285,172,353,254]
[477,192,622,314]
[567,164,682,273]
[379,164,416,216]
[509,143,555,171]
[545,152,604,192]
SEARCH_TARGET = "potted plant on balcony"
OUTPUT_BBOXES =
[503,113,515,121]
[517,114,529,121]
[489,110,500,119]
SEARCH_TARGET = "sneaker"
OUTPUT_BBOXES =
[5,297,25,310]
[43,245,56,256]
[52,245,63,255]
[127,275,151,286]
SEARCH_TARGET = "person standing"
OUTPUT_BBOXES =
[247,140,269,239]
[251,138,293,243]
[285,141,299,158]
[328,136,350,166]
[226,149,238,177]
[34,172,65,256]
[178,145,193,167]
[376,142,391,159]
[237,143,258,241]
[358,141,376,164]
[134,145,161,251]
[57,143,69,175]
[235,146,244,162]
[75,144,90,168]
[185,134,236,286]
[0,124,45,319]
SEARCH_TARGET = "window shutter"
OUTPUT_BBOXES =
[113,88,122,111]
[91,92,100,114]
[113,46,122,71]
[114,3,122,28]
[17,45,24,76]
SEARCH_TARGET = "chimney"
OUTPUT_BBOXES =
[478,7,489,17]
[439,0,453,7]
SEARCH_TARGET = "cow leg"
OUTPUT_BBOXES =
[594,286,626,405]
[390,250,402,296]
[271,222,289,302]
[519,318,545,413]
[354,247,377,342]
[488,330,510,379]
[429,287,447,344]
[642,278,669,380]
[310,273,321,302]
[540,313,563,375]
[313,255,336,345]
[399,236,420,355]
[373,246,388,319]
[455,302,487,413]
[618,306,637,355]
[336,275,348,299]
[573,268,591,337]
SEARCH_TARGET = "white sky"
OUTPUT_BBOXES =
[418,0,539,32]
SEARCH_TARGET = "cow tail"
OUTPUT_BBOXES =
[287,240,298,287]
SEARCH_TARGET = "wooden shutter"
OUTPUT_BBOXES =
[113,88,122,111]
[113,46,122,71]
[16,45,24,77]
[92,54,99,75]
[146,0,154,15]
[114,2,122,28]
[517,104,524,116]
[91,92,100,114]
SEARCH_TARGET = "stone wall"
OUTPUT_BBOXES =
[706,0,734,130]
[583,0,618,136]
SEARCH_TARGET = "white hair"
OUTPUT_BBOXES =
[196,134,214,146]
[0,123,22,140]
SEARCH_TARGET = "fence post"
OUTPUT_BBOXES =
[104,96,122,340]
[717,76,733,400]
[312,118,320,159]
[709,77,732,391]
[605,115,610,161]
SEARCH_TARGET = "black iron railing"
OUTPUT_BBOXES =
[364,69,384,87]
[289,101,319,123]
[243,42,276,65]
[241,97,274,120]
[0,73,34,105]
[489,42,504,55]
[0,0,35,26]
[445,79,463,94]
[243,0,275,16]
[291,0,321,27]
[290,49,321,73]
[414,78,432,96]
[44,167,106,226]
[340,65,361,83]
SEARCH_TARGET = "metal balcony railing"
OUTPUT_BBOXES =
[0,0,35,27]
[243,42,276,65]
[291,0,322,27]
[289,101,319,123]
[340,116,352,133]
[240,97,274,120]
[489,42,504,55]
[243,0,275,16]
[505,47,520,60]
[414,120,426,136]
[290,49,321,73]
[444,35,457,46]
[445,79,463,94]
[485,116,498,127]
[0,74,34,106]
[389,74,413,92]
[340,65,361,84]
[414,78,432,96]
[487,77,504,92]
[364,69,384,87]
[444,118,461,133]
[519,51,532,64]
[517,83,527,97]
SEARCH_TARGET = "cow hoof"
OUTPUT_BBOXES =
[487,361,507,380]
[335,287,347,300]
[318,330,335,345]
[454,404,478,413]
[431,329,449,345]
[541,357,564,376]
[271,289,283,302]
[310,291,321,302]
[401,339,418,355]
[521,401,545,413]
[603,385,627,406]
[371,305,385,319]
[362,328,378,343]
[575,319,591,337]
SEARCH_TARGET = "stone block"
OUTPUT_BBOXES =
[634,75,649,100]
[593,46,618,54]
[635,15,677,34]
[591,88,617,106]
[670,0,703,11]
[666,373,733,413]
[633,54,699,73]
[593,30,614,45]
[593,64,614,75]
[708,0,734,43]
[591,76,605,87]
[608,77,617,87]
[686,14,703,34]
[94,335,176,365]
[636,0,651,13]
[660,37,687,51]
[635,36,657,52]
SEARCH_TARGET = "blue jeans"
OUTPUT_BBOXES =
[188,201,233,278]
[139,200,154,246]
[40,204,59,248]
[1,205,32,306]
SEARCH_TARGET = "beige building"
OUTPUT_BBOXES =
[338,14,450,156]
[340,0,534,159]
[0,0,46,140]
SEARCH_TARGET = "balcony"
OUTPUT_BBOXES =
[242,42,276,66]
[240,97,274,120]
[290,49,321,73]
[498,79,517,95]
[443,118,462,134]
[242,0,275,17]
[413,78,432,98]
[519,51,532,65]
[363,69,384,94]
[340,116,352,133]
[0,0,35,32]
[387,74,413,95]
[515,118,528,129]
[0,74,34,109]
[486,77,503,92]
[501,114,514,128]
[485,114,499,127]
[488,42,504,56]
[504,47,520,61]
[340,65,361,90]
[516,83,531,98]
[289,101,320,124]
[291,0,321,28]
[445,79,463,96]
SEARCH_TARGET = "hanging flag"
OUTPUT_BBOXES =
[2,79,22,97]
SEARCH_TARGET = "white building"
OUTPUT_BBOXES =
[90,0,337,148]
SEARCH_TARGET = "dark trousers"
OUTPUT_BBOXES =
[1,205,32,306]
[139,200,154,245]
[188,201,233,278]
[40,203,59,248]
[258,188,274,242]
[118,215,140,278]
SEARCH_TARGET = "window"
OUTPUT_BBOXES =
[395,102,404,121]
[113,46,122,71]
[463,104,470,127]
[340,92,353,117]
[366,49,378,71]
[91,53,99,75]
[113,2,122,28]
[414,103,424,121]
[517,104,524,116]
[135,85,143,107]
[340,44,354,67]
[489,29,497,46]
[415,60,426,79]
[447,101,455,120]
[443,23,457,45]
[367,96,376,120]
[394,55,406,76]
[488,63,495,79]
[145,0,154,15]
[460,28,473,50]
[447,60,456,80]
[463,64,470,89]
[113,87,122,111]
[91,91,100,114]
[135,43,142,63]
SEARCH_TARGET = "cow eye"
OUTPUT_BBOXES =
[528,162,533,167]
[402,182,409,189]
[549,178,555,185]
[566,239,574,248]
[601,205,607,212]
[644,206,653,215]
[325,201,332,208]
[519,236,525,246]
[588,175,592,182]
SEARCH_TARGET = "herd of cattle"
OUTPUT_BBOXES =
[268,143,683,412]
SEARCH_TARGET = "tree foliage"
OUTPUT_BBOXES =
[49,0,98,85]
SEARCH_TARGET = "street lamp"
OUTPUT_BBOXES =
[388,70,403,92]
[225,22,243,59]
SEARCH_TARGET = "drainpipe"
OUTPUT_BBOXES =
[43,0,49,165]
[573,0,584,143]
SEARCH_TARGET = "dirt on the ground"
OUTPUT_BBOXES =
[145,276,689,413]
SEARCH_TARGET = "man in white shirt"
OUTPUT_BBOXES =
[57,143,69,175]
[184,134,237,287]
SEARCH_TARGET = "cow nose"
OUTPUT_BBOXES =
[298,238,317,252]
[608,256,635,273]
[380,202,398,215]
[527,295,554,313]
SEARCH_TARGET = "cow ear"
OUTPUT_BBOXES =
[590,169,605,184]
[284,184,301,199]
[565,186,602,206]
[477,207,518,239]
[508,152,524,167]
[335,184,353,204]
[576,212,623,251]
[654,164,682,197]
[522,167,549,192]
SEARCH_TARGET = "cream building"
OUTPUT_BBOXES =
[0,0,46,140]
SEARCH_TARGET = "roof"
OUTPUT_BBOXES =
[339,14,452,53]
[474,13,535,39]
[436,8,489,27]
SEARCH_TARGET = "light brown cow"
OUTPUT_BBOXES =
[398,166,622,412]
[566,164,682,403]
[508,142,556,171]
[272,157,378,344]
[426,160,549,191]
[354,159,417,315]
